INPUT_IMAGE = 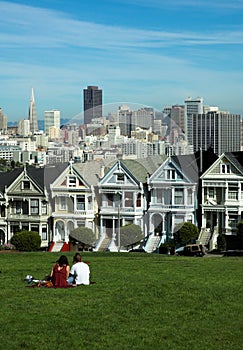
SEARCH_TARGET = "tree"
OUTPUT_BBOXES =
[236,220,243,249]
[69,227,96,247]
[10,230,41,251]
[119,224,143,247]
[173,222,199,246]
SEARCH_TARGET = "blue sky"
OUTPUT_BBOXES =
[1,0,243,121]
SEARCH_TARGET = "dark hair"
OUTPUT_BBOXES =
[73,253,82,263]
[58,255,69,267]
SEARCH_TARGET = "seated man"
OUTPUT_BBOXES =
[68,253,90,285]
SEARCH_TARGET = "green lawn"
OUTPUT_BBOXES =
[0,252,242,350]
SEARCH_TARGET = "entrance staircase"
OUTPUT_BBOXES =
[48,242,70,252]
[144,235,161,253]
[97,237,111,252]
[198,228,212,246]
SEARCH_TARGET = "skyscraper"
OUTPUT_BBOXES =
[44,110,60,136]
[184,97,203,138]
[0,108,7,131]
[28,88,38,133]
[187,111,241,155]
[83,86,102,124]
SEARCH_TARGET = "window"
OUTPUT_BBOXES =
[188,189,193,205]
[30,199,39,215]
[77,196,85,211]
[42,202,47,215]
[107,194,113,207]
[125,192,133,207]
[221,163,230,174]
[16,201,22,214]
[166,169,176,180]
[31,225,39,233]
[42,226,47,240]
[208,188,215,198]
[22,181,30,190]
[59,197,67,210]
[136,193,141,207]
[117,173,124,182]
[228,186,238,200]
[156,189,163,204]
[174,188,184,205]
[68,176,76,187]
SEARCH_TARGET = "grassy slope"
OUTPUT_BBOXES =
[0,252,242,350]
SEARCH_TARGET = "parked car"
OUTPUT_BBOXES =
[183,244,205,257]
[175,246,185,255]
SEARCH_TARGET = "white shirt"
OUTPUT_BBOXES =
[70,262,90,285]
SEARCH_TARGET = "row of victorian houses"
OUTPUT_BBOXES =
[0,149,242,252]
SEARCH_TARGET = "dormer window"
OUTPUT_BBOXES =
[22,180,30,190]
[166,169,176,180]
[117,173,124,182]
[221,163,230,174]
[68,176,76,187]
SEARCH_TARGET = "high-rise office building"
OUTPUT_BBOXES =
[18,119,30,136]
[0,108,7,131]
[28,88,38,134]
[131,107,154,131]
[184,97,203,137]
[83,86,102,124]
[44,110,60,136]
[187,111,241,155]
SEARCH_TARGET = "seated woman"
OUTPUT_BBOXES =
[50,255,70,288]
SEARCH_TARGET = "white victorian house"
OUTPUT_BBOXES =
[199,152,243,250]
[96,160,147,251]
[49,161,96,248]
[146,155,198,252]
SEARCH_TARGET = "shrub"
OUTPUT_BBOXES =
[217,234,226,252]
[10,230,41,251]
[173,222,199,246]
[236,220,243,249]
[119,224,143,247]
[69,227,96,247]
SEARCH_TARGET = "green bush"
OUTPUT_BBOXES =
[10,230,41,251]
[173,222,199,246]
[217,234,226,252]
[119,224,143,247]
[69,227,96,246]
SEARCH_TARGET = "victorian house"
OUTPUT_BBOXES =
[1,166,50,247]
[199,152,243,250]
[48,161,96,251]
[146,155,198,252]
[96,157,164,251]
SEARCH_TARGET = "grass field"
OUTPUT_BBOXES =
[0,252,242,350]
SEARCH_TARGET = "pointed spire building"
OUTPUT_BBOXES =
[29,88,38,133]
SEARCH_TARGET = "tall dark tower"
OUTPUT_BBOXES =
[29,88,38,133]
[83,86,102,124]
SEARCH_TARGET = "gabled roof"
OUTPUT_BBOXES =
[0,168,23,192]
[224,152,243,174]
[0,164,70,194]
[201,151,243,178]
[172,154,200,183]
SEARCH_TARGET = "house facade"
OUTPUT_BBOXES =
[146,155,198,251]
[3,166,50,247]
[49,162,96,246]
[96,160,146,251]
[199,152,243,249]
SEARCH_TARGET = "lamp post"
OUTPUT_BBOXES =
[118,203,121,252]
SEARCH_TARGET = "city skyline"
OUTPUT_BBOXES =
[1,0,243,121]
